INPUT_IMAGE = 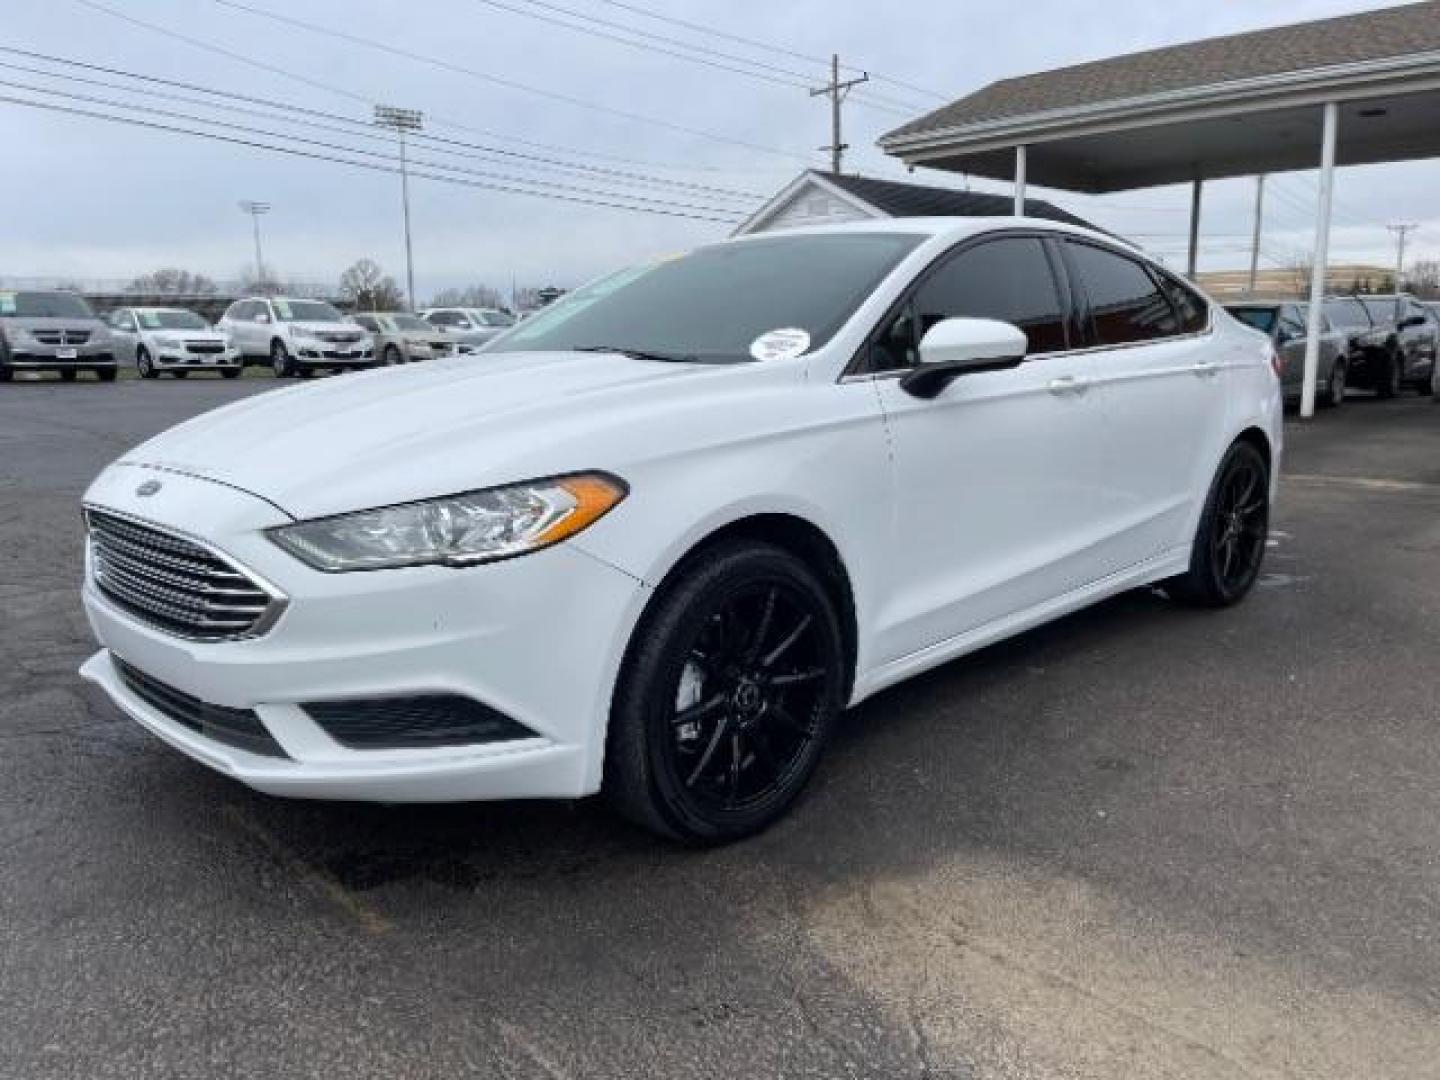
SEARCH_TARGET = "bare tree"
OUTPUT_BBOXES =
[1407,259,1440,299]
[338,258,404,311]
[429,283,505,309]
[126,267,217,296]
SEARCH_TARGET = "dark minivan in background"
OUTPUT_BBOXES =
[0,290,117,382]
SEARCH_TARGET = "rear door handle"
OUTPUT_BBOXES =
[1047,375,1088,395]
[1192,360,1219,378]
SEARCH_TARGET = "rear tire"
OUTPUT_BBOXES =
[221,367,241,379]
[1320,360,1345,408]
[96,367,116,383]
[1166,441,1269,608]
[605,540,846,844]
[299,365,316,379]
[171,369,189,379]
[60,369,77,382]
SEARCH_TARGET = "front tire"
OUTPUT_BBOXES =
[384,344,403,366]
[1166,441,1269,608]
[136,348,157,379]
[270,340,294,378]
[221,367,241,380]
[96,367,117,382]
[605,540,846,844]
[1320,360,1345,408]
[1376,349,1401,398]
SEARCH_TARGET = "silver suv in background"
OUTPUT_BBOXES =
[352,311,476,364]
[0,290,117,382]
[418,306,515,348]
[217,296,373,378]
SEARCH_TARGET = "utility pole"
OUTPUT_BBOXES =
[1387,222,1416,288]
[374,105,423,310]
[238,200,270,291]
[1247,175,1266,294]
[809,54,868,174]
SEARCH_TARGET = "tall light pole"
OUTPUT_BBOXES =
[238,200,270,291]
[374,105,423,309]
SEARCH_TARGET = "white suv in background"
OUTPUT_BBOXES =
[218,297,373,378]
[418,306,515,348]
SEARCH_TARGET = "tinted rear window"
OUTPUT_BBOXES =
[1228,307,1277,333]
[1065,242,1179,345]
[0,291,96,318]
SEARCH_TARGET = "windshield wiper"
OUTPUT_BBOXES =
[573,344,692,363]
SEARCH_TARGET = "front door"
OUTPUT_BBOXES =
[863,235,1109,666]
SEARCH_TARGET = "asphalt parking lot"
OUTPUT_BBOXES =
[2,378,1438,1079]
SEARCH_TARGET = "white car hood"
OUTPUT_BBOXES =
[288,321,363,335]
[118,350,727,519]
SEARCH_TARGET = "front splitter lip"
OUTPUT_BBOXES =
[79,649,584,802]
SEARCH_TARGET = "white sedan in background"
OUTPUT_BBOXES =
[107,307,242,379]
[79,218,1281,844]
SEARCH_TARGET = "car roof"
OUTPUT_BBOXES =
[721,214,1137,252]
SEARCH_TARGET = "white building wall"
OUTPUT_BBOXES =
[757,186,874,233]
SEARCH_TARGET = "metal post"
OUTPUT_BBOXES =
[238,200,270,290]
[1300,102,1338,419]
[1247,175,1266,294]
[1013,145,1027,216]
[1187,179,1203,278]
[399,132,415,311]
[809,55,867,174]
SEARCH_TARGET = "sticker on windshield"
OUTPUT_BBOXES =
[749,328,811,362]
[0,291,14,315]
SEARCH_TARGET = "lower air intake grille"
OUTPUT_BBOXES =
[114,657,288,759]
[87,509,282,641]
[303,695,535,750]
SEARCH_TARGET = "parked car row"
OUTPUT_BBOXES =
[0,289,520,382]
[1224,293,1440,407]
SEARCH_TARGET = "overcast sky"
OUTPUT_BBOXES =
[2,0,1436,302]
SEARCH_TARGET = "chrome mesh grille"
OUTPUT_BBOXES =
[87,509,281,641]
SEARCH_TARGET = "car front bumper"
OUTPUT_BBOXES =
[78,465,648,802]
[153,348,243,369]
[6,350,116,368]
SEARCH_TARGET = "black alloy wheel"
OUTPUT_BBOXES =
[607,540,846,844]
[1167,440,1269,607]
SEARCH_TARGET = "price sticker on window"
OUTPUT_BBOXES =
[749,328,811,362]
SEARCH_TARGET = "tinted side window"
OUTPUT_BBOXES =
[1066,242,1179,345]
[1157,273,1208,334]
[911,238,1068,354]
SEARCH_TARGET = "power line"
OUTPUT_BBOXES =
[470,0,924,114]
[0,46,762,201]
[0,89,743,224]
[590,0,950,104]
[68,0,783,176]
[203,0,815,162]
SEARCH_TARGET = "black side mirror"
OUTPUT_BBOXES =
[1398,314,1425,329]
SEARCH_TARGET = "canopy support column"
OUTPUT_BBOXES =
[1013,144,1027,216]
[1187,179,1203,277]
[1301,101,1338,419]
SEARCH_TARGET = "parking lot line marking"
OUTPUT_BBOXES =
[1285,473,1437,493]
[221,805,393,936]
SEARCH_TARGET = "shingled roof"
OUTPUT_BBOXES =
[884,1,1440,143]
[816,171,1096,229]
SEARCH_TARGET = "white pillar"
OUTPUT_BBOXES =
[1013,145,1027,216]
[1300,101,1338,419]
[1187,179,1203,277]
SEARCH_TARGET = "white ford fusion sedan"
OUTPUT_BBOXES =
[79,218,1281,843]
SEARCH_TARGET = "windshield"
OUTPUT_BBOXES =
[491,233,924,363]
[389,314,431,331]
[1323,299,1370,329]
[0,290,96,319]
[476,310,515,327]
[1228,307,1276,333]
[274,299,344,322]
[138,309,208,330]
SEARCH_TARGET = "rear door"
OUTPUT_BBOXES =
[1060,240,1224,571]
[865,232,1108,661]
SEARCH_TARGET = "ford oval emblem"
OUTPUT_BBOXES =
[135,479,162,498]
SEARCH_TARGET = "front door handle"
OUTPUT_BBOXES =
[1047,375,1087,395]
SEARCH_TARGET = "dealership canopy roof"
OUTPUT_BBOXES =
[879,1,1440,192]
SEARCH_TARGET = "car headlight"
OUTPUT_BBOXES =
[267,472,627,572]
[3,324,30,344]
